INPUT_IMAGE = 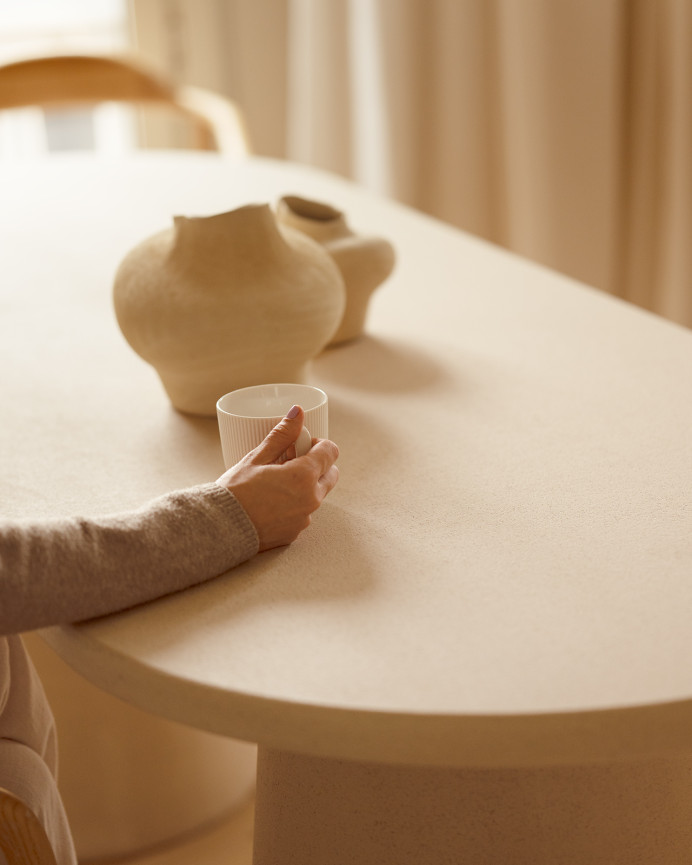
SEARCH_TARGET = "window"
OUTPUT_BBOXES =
[0,0,133,156]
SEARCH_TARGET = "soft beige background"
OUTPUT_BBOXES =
[130,0,691,330]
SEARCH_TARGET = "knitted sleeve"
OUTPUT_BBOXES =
[0,483,259,636]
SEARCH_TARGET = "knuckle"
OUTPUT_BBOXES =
[295,466,316,491]
[266,424,290,445]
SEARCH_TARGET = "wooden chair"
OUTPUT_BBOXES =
[0,54,250,155]
[0,784,254,865]
[0,787,58,865]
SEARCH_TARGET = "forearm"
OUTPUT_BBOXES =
[0,483,258,636]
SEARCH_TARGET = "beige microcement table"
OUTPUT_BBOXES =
[2,153,692,864]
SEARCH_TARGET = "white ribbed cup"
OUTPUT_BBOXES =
[216,383,328,469]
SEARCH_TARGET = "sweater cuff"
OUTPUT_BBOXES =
[206,481,260,559]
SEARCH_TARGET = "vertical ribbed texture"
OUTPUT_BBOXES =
[218,404,329,468]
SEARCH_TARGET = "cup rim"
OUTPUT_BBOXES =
[216,383,328,418]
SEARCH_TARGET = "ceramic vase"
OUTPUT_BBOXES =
[113,204,345,416]
[276,195,395,345]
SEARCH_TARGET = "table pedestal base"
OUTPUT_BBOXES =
[253,748,692,864]
[27,635,257,861]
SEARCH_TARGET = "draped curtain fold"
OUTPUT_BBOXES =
[618,0,691,326]
[132,0,691,329]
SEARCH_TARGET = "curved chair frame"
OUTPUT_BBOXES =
[0,54,250,154]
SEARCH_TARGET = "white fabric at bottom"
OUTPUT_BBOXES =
[0,738,77,865]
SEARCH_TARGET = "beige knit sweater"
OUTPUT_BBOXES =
[0,482,259,865]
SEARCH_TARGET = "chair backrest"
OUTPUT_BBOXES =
[0,54,250,155]
[0,788,58,865]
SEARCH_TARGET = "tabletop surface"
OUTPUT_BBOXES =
[2,153,692,768]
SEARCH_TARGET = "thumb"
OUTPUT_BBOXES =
[249,405,304,465]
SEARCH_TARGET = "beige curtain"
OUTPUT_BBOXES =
[132,0,691,329]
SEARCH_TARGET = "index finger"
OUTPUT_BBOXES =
[301,438,339,475]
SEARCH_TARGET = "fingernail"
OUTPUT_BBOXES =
[286,405,300,419]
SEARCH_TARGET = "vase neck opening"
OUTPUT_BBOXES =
[171,204,289,265]
[278,196,349,243]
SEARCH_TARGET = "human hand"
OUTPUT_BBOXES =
[216,405,339,552]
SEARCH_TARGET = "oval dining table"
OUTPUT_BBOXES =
[3,152,692,864]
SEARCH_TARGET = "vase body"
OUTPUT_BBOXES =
[113,204,345,416]
[276,196,395,345]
